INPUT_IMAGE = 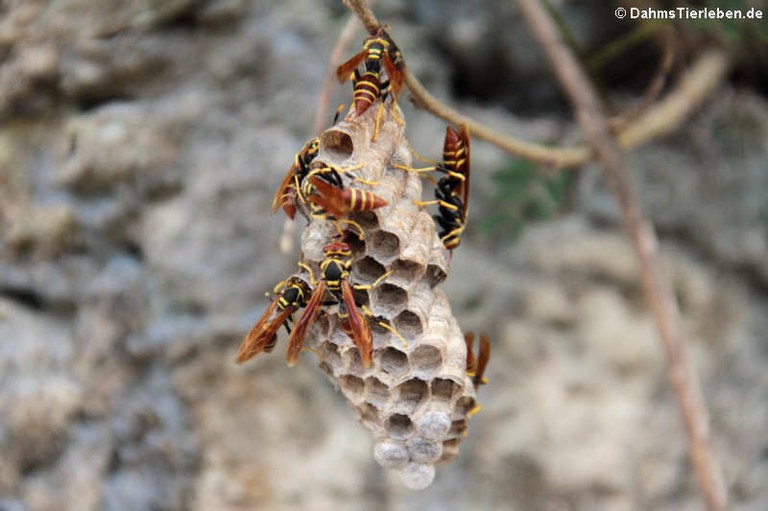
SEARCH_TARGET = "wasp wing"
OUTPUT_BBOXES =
[458,124,471,218]
[271,166,298,219]
[474,333,490,386]
[342,280,373,368]
[336,50,367,83]
[237,300,290,364]
[285,281,326,366]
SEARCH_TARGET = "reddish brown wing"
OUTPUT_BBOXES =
[285,281,326,366]
[382,54,404,96]
[457,124,471,218]
[308,176,348,217]
[474,333,490,386]
[336,50,367,83]
[237,300,289,363]
[341,280,372,368]
[271,167,297,218]
[464,332,476,375]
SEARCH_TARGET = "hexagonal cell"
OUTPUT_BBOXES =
[318,360,334,379]
[440,439,460,463]
[411,344,442,374]
[406,437,443,464]
[390,259,423,283]
[431,378,459,404]
[396,378,428,414]
[394,310,424,339]
[385,413,414,440]
[351,210,380,232]
[353,255,387,283]
[414,411,451,441]
[365,377,391,407]
[345,230,368,254]
[379,347,410,378]
[340,374,365,403]
[399,462,435,490]
[373,283,407,310]
[318,341,341,368]
[320,129,354,159]
[358,403,381,431]
[454,395,477,417]
[343,346,367,374]
[449,419,468,437]
[425,263,448,288]
[369,229,400,258]
[374,440,409,469]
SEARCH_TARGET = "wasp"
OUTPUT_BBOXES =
[412,124,471,250]
[290,240,393,367]
[236,276,313,364]
[308,172,389,218]
[337,27,405,116]
[271,137,321,220]
[464,332,490,388]
[271,106,348,220]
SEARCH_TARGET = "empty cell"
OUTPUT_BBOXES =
[385,413,414,439]
[365,377,391,406]
[454,395,477,416]
[353,256,387,283]
[449,419,468,437]
[396,378,428,413]
[340,374,365,402]
[426,264,448,288]
[320,129,353,159]
[343,346,367,374]
[394,310,424,338]
[380,347,410,377]
[318,361,334,379]
[440,439,460,463]
[411,344,442,373]
[431,378,459,403]
[390,259,423,283]
[319,341,341,368]
[345,231,368,253]
[358,403,381,431]
[374,283,407,309]
[370,230,400,257]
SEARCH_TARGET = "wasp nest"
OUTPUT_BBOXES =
[297,104,478,490]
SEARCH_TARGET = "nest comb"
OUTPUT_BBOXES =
[296,103,479,489]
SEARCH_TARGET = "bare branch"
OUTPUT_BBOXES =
[516,1,728,510]
[341,0,727,169]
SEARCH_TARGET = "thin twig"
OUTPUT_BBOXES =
[611,28,676,131]
[341,0,727,169]
[342,0,379,34]
[516,1,728,510]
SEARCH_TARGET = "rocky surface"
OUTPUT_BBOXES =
[0,1,766,510]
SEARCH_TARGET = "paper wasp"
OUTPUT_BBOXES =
[411,124,471,250]
[271,106,347,219]
[337,27,405,117]
[236,276,313,364]
[464,332,490,388]
[308,173,389,218]
[291,240,396,367]
[271,137,321,220]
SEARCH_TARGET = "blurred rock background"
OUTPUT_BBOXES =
[0,0,766,510]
